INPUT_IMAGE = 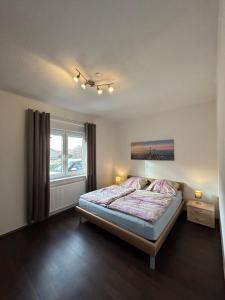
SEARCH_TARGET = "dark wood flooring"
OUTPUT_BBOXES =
[0,210,224,300]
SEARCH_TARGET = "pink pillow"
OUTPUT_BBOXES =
[147,179,177,196]
[121,177,148,190]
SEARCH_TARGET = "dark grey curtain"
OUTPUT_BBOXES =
[27,109,50,224]
[85,123,97,192]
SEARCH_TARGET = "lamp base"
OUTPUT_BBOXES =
[194,200,203,206]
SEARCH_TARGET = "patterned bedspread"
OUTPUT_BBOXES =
[108,190,173,223]
[80,185,135,206]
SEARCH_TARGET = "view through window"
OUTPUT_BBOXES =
[50,129,86,179]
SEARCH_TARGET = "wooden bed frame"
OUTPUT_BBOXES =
[76,177,184,270]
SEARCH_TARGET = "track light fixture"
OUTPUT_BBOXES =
[73,67,115,95]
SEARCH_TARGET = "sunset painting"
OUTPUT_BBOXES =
[131,139,174,161]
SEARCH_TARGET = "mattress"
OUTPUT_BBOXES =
[79,191,182,241]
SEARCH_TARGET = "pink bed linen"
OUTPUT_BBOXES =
[147,179,177,196]
[81,185,135,206]
[108,190,173,223]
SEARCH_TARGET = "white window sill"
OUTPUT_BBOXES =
[50,175,86,187]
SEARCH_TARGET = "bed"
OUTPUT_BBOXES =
[76,177,184,270]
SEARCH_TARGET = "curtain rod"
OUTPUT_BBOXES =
[51,115,85,127]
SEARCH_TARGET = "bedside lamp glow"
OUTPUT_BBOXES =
[115,176,122,185]
[195,190,202,199]
[195,190,203,204]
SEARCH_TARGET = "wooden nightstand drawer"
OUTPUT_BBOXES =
[189,207,213,218]
[187,200,215,228]
[187,210,215,228]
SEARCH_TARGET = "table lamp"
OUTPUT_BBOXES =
[115,176,122,185]
[195,190,203,205]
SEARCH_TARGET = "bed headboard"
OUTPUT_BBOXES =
[127,175,184,192]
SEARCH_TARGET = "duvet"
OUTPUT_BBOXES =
[80,185,135,207]
[108,190,173,223]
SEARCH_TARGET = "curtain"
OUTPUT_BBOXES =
[85,123,97,192]
[27,109,50,224]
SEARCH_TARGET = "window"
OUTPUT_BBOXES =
[50,128,86,180]
[50,130,64,178]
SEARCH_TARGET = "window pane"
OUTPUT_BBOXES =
[50,134,63,178]
[67,135,85,175]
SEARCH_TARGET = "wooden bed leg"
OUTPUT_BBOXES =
[78,216,86,225]
[81,217,86,223]
[149,256,156,270]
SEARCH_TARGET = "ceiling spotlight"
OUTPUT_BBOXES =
[108,85,114,93]
[81,82,87,89]
[73,73,80,83]
[97,87,103,95]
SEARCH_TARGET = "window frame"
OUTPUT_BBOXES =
[65,130,87,178]
[50,128,87,181]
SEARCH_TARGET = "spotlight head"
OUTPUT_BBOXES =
[81,82,87,90]
[97,87,103,95]
[108,85,114,93]
[73,73,80,83]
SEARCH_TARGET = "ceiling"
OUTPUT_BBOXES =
[0,0,218,121]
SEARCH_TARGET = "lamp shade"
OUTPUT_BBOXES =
[195,190,202,199]
[115,176,121,184]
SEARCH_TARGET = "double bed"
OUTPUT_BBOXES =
[76,177,184,270]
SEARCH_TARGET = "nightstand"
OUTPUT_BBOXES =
[186,200,215,228]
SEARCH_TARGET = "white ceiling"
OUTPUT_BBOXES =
[0,0,218,121]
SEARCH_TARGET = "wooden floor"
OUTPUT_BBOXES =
[0,210,224,300]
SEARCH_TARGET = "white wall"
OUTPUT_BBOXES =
[114,102,218,211]
[95,117,116,188]
[0,90,114,235]
[217,0,225,277]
